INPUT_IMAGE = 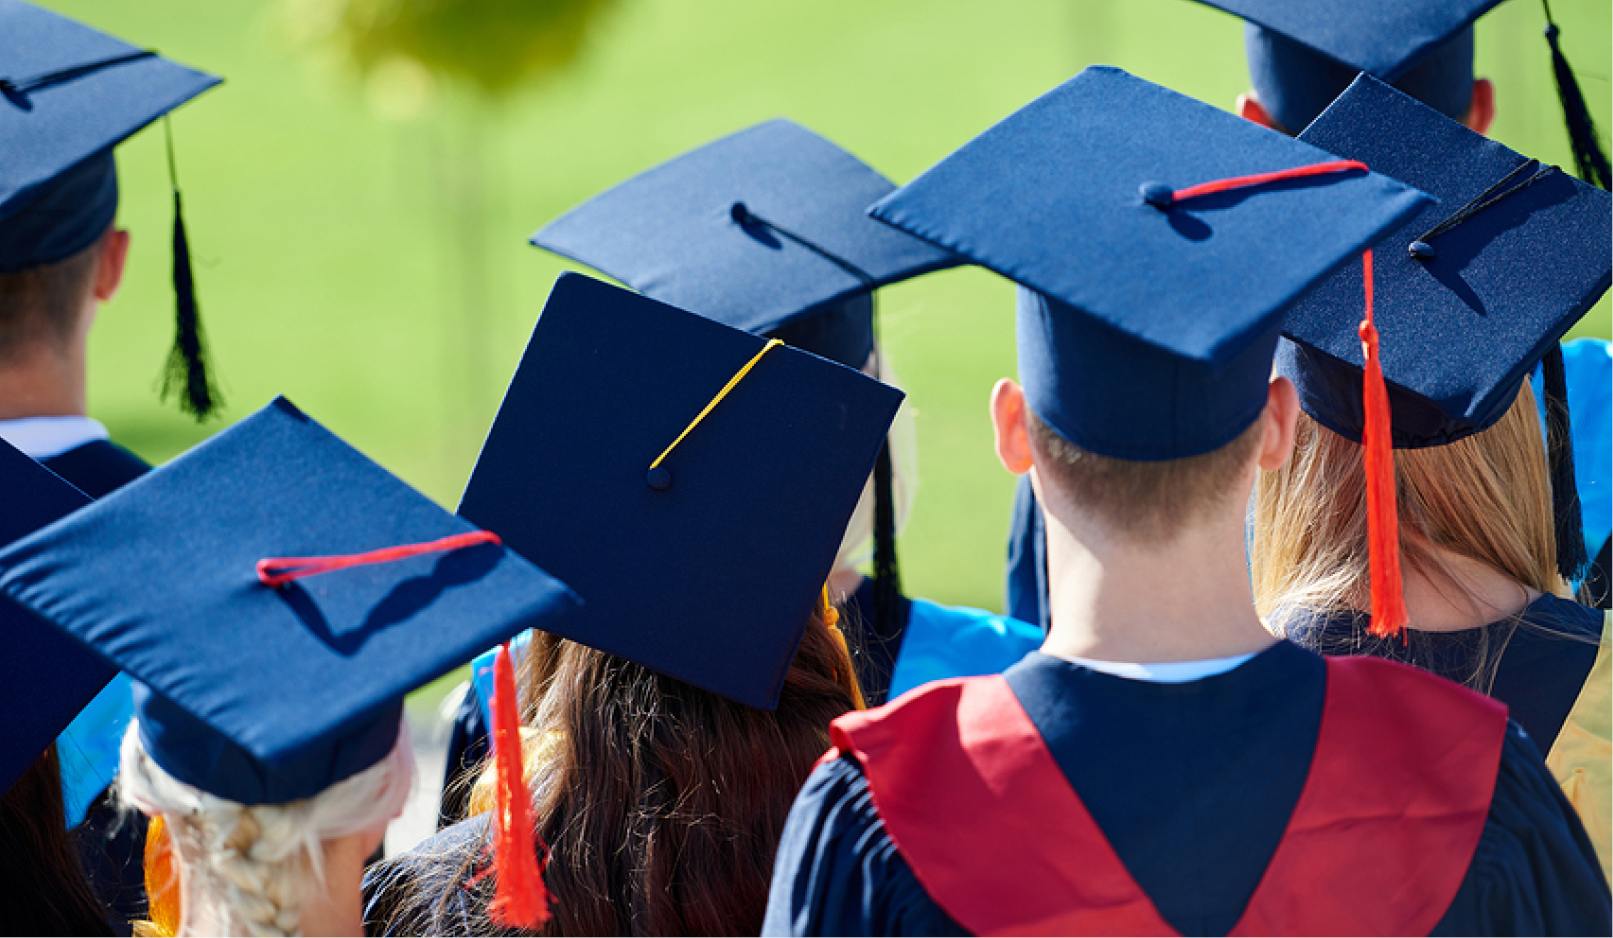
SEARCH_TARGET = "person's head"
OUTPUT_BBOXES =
[991,372,1298,547]
[453,596,860,936]
[1235,24,1495,137]
[1253,381,1566,628]
[0,224,129,363]
[0,746,116,936]
[118,722,413,937]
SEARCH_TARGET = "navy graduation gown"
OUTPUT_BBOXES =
[42,440,151,921]
[363,814,490,936]
[764,645,1611,936]
[1284,593,1604,759]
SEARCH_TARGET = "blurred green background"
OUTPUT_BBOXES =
[42,0,1613,620]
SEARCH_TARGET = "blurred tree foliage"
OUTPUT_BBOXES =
[281,0,616,101]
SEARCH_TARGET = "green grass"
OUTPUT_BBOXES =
[45,0,1613,623]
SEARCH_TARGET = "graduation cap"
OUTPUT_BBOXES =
[1186,0,1610,189]
[0,0,223,417]
[0,396,579,807]
[532,119,946,661]
[1281,74,1612,581]
[531,119,957,370]
[460,272,904,710]
[0,440,105,797]
[868,66,1430,462]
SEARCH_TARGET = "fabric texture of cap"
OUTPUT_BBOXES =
[0,397,580,805]
[459,272,904,709]
[869,66,1429,460]
[1187,0,1501,132]
[531,119,957,368]
[1280,74,1612,448]
[0,440,104,797]
[0,0,219,270]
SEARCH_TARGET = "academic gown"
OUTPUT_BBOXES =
[363,814,491,936]
[434,578,1041,828]
[763,644,1611,936]
[41,440,151,921]
[1286,594,1613,878]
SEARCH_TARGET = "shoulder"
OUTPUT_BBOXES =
[764,755,966,937]
[1524,593,1605,640]
[1436,723,1612,935]
[40,440,149,499]
[363,816,491,937]
[889,602,1040,698]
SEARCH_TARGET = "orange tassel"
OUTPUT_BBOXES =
[1357,249,1410,639]
[486,641,552,929]
[144,815,180,937]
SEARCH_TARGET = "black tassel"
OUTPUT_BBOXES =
[160,119,220,420]
[871,441,903,645]
[1540,344,1588,581]
[1542,0,1610,190]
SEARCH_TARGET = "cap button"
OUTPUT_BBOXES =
[1408,240,1436,260]
[730,201,751,224]
[1139,182,1175,209]
[646,466,673,491]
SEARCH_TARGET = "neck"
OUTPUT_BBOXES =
[1037,475,1276,664]
[1395,545,1540,633]
[0,340,87,419]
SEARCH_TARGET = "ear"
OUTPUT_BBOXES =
[990,378,1035,475]
[1236,92,1279,130]
[93,228,130,303]
[1464,77,1495,136]
[1256,376,1301,471]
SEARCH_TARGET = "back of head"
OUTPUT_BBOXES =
[1253,381,1565,631]
[0,229,104,362]
[0,746,116,936]
[450,608,859,936]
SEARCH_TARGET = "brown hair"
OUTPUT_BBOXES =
[386,597,860,936]
[1027,408,1265,544]
[1252,383,1570,686]
[0,746,116,936]
[0,232,104,361]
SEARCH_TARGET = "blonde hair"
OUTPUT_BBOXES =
[1253,382,1569,669]
[118,721,414,937]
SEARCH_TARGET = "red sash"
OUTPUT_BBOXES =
[829,656,1506,937]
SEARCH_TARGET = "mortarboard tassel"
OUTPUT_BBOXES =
[1540,344,1589,581]
[143,814,180,937]
[160,118,221,420]
[871,440,903,655]
[1541,0,1610,190]
[486,640,551,930]
[1357,250,1410,639]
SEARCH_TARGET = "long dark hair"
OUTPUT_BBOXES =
[0,745,116,935]
[382,601,859,936]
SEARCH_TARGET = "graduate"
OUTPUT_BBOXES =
[364,273,895,935]
[0,396,578,937]
[1252,73,1613,876]
[764,67,1610,936]
[1005,0,1613,628]
[0,440,120,935]
[438,122,1040,823]
[0,2,223,913]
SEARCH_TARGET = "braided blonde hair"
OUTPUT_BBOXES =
[118,721,414,937]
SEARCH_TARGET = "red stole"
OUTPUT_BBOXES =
[828,656,1506,937]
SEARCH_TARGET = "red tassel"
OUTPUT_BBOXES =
[1357,250,1410,639]
[487,641,551,929]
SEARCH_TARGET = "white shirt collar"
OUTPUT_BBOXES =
[1056,652,1258,684]
[0,416,110,460]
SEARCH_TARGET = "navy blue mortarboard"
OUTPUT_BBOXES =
[1187,0,1610,189]
[531,119,957,370]
[868,66,1429,461]
[460,272,904,709]
[0,0,223,417]
[0,397,579,805]
[0,440,105,797]
[1281,74,1611,575]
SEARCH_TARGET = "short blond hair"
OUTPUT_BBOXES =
[1027,409,1264,544]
